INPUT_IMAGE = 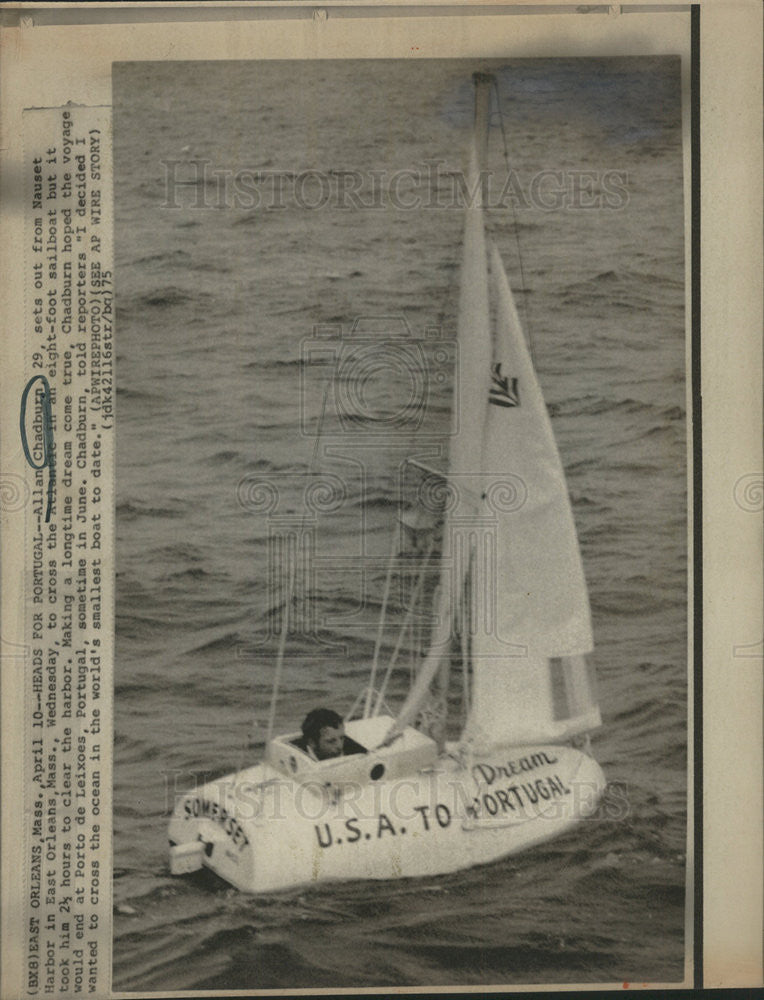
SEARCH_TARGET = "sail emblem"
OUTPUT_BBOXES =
[489,363,520,408]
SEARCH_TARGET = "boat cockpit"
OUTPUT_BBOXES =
[265,714,438,787]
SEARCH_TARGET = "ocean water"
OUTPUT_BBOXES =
[112,58,688,990]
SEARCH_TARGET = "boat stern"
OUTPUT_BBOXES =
[168,767,265,891]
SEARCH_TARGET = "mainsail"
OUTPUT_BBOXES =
[388,73,600,749]
[389,144,492,738]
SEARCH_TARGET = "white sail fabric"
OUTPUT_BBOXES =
[464,244,599,746]
[390,146,600,749]
[389,146,492,738]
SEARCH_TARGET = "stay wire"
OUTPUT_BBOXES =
[491,78,537,369]
[238,369,333,771]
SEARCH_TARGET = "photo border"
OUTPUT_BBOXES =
[1,2,761,995]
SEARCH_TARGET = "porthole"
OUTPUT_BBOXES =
[370,763,385,780]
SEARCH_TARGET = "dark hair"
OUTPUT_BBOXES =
[301,708,343,747]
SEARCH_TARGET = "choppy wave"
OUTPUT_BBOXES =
[117,499,189,520]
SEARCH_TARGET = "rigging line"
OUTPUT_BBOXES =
[243,367,334,756]
[409,614,416,687]
[411,551,426,685]
[372,535,435,717]
[491,78,537,369]
[460,546,472,723]
[364,529,398,718]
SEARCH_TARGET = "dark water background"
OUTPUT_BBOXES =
[112,58,688,990]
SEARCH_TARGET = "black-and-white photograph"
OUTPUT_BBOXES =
[111,57,688,991]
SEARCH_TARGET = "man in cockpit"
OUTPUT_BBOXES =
[300,707,347,761]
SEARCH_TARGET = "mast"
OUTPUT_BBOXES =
[383,73,495,746]
[426,75,494,724]
[472,71,494,176]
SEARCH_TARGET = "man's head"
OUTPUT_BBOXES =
[301,708,345,760]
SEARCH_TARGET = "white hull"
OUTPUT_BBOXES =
[169,725,605,893]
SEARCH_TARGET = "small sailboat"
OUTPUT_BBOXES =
[168,73,605,893]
